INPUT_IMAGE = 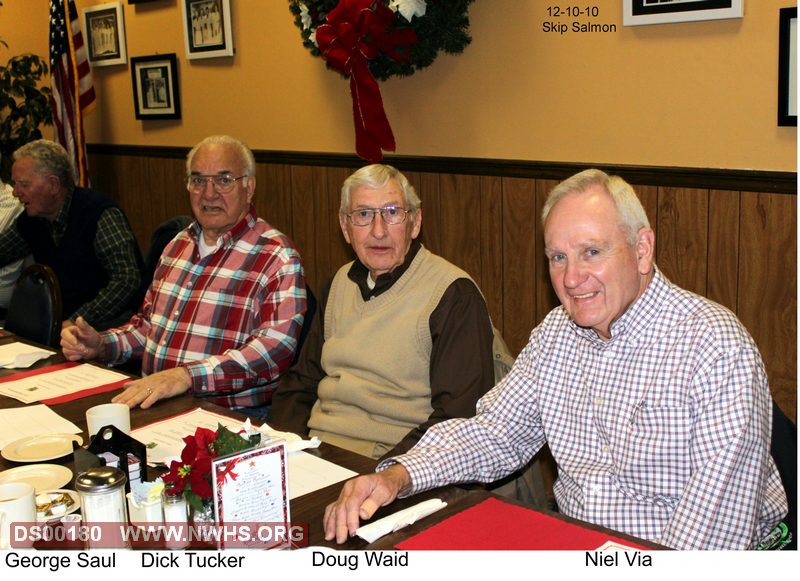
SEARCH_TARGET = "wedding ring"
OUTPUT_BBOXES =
[146,388,152,396]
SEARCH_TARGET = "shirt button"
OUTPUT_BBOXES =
[174,310,180,316]
[602,350,614,358]
[592,484,602,493]
[594,396,603,406]
[602,445,610,453]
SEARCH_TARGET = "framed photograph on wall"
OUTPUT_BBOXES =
[623,0,744,27]
[130,54,181,120]
[778,7,797,126]
[82,2,127,66]
[181,0,234,60]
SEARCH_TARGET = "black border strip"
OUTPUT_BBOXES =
[632,0,733,17]
[87,144,797,194]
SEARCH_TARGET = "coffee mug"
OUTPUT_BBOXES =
[86,402,131,436]
[0,482,36,549]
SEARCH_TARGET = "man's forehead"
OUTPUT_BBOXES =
[190,144,241,173]
[351,182,403,202]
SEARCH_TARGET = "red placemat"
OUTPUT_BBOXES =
[395,497,650,551]
[0,362,130,404]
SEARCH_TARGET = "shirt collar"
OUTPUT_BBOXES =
[571,266,668,347]
[347,239,422,301]
[190,205,257,250]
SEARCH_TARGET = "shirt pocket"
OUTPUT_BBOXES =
[616,404,693,505]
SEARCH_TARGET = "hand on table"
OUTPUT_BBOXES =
[323,464,411,544]
[60,316,102,360]
[112,367,192,409]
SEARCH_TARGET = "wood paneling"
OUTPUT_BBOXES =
[87,150,797,422]
[738,192,797,420]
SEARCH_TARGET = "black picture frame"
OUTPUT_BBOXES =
[130,54,181,120]
[182,0,234,60]
[623,0,743,26]
[83,2,127,67]
[778,7,797,127]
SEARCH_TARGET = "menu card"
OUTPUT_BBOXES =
[211,441,290,549]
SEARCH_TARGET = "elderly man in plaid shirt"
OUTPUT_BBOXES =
[322,169,788,550]
[61,135,307,420]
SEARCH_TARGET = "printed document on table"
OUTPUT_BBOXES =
[0,363,129,403]
[133,407,357,499]
[0,404,81,449]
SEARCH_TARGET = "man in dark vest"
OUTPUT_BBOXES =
[0,140,143,331]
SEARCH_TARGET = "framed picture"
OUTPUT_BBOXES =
[130,54,181,120]
[82,2,127,66]
[778,7,797,126]
[623,0,744,27]
[181,0,234,60]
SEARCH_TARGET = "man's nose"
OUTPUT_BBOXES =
[562,260,585,288]
[369,211,387,237]
[199,180,220,197]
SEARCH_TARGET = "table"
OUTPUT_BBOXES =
[0,333,662,551]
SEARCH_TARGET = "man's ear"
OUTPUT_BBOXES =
[339,214,351,245]
[410,207,422,239]
[245,175,256,202]
[635,228,655,275]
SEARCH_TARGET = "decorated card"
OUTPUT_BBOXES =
[210,440,290,549]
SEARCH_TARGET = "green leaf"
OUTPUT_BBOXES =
[212,423,253,457]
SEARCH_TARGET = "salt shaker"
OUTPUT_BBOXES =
[162,487,188,549]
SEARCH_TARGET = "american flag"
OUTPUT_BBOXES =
[49,0,95,187]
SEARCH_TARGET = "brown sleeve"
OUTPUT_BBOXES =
[382,278,496,459]
[269,277,332,436]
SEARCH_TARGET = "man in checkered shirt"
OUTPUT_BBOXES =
[323,169,788,549]
[61,135,307,420]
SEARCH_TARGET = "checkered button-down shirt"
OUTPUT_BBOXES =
[386,268,787,549]
[100,208,307,410]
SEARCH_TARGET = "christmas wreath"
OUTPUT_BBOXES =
[288,0,475,162]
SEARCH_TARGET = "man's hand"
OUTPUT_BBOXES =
[112,367,192,409]
[323,464,411,544]
[60,316,101,361]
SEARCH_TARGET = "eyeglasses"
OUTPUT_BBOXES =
[186,174,248,194]
[344,206,410,227]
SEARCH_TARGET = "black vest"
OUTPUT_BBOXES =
[15,188,141,319]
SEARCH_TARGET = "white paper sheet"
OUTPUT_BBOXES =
[0,342,56,369]
[0,404,82,449]
[0,363,129,403]
[285,449,358,499]
[132,408,357,500]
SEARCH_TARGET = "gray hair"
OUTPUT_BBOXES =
[186,135,256,177]
[13,139,76,189]
[340,164,421,215]
[541,169,650,245]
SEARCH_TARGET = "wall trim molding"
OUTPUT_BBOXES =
[87,144,797,194]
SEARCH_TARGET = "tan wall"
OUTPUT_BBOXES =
[1,1,796,170]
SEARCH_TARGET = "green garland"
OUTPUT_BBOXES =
[288,0,475,82]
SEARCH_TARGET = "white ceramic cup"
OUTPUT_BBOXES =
[86,402,131,436]
[0,482,36,549]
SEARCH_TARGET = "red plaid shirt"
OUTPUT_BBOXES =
[100,208,307,409]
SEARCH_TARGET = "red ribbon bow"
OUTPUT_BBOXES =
[316,0,418,162]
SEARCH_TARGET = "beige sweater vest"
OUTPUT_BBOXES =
[307,247,471,458]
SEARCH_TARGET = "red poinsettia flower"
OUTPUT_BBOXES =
[162,427,218,502]
[161,424,255,512]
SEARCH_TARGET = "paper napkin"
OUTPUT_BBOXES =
[355,498,447,543]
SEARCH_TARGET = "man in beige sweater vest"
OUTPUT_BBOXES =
[272,164,497,460]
